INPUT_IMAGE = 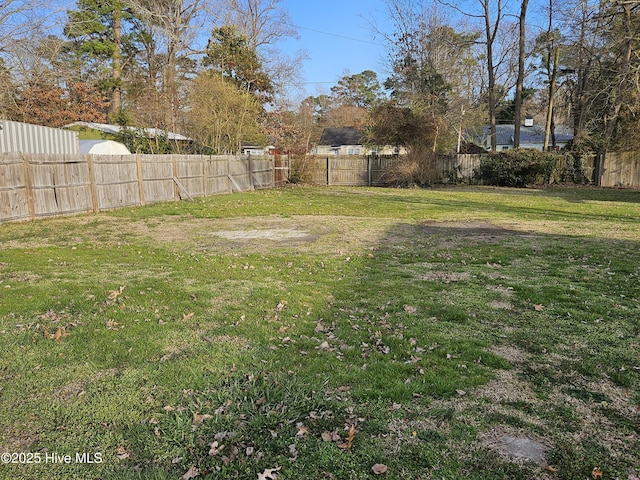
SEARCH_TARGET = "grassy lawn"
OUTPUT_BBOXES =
[0,185,638,480]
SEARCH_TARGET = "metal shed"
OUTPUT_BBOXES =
[0,120,79,154]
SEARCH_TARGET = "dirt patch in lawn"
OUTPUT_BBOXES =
[137,215,397,255]
[479,426,549,466]
[208,228,318,242]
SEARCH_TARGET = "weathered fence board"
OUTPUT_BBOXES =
[601,151,640,187]
[0,153,276,222]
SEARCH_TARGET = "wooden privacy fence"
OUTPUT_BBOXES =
[0,153,274,222]
[293,152,640,188]
[293,155,402,186]
[2,151,639,222]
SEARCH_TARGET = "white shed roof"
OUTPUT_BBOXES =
[79,140,131,155]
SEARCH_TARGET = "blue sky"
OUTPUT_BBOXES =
[278,0,390,99]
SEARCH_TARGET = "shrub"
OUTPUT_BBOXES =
[382,146,439,187]
[474,150,560,187]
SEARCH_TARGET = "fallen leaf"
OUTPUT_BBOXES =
[257,466,281,480]
[44,327,66,341]
[183,312,195,321]
[296,423,309,438]
[115,445,130,460]
[182,466,199,479]
[192,413,213,425]
[276,300,288,311]
[321,431,333,442]
[534,304,545,311]
[546,466,558,472]
[338,425,355,451]
[208,441,224,456]
[403,305,417,313]
[592,467,603,479]
[108,287,124,300]
[372,463,388,475]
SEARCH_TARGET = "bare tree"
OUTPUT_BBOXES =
[212,0,304,101]
[0,0,64,117]
[125,0,207,133]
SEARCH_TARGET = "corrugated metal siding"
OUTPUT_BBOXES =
[0,120,79,154]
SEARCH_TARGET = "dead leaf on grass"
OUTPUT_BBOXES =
[182,465,199,479]
[372,463,388,475]
[338,425,355,452]
[208,441,224,456]
[192,413,213,425]
[534,304,545,311]
[115,445,130,460]
[592,467,603,479]
[106,286,125,305]
[43,327,67,341]
[296,423,308,438]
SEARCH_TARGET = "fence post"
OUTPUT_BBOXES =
[172,155,179,200]
[136,154,145,205]
[367,155,372,186]
[594,153,605,187]
[202,155,208,196]
[21,155,35,220]
[227,155,233,193]
[248,154,255,190]
[86,155,98,212]
[326,157,330,186]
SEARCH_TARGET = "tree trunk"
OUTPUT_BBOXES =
[513,0,529,149]
[543,46,559,150]
[482,0,501,151]
[110,4,123,118]
[603,2,633,148]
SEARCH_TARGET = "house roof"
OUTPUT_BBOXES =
[318,127,364,146]
[483,124,573,146]
[65,121,192,141]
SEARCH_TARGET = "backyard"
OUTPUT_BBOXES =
[0,185,638,480]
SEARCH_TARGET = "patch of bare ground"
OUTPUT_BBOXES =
[133,215,397,255]
[54,368,119,402]
[489,300,514,309]
[488,345,530,363]
[479,426,549,466]
[418,271,471,282]
[476,369,536,403]
[0,421,40,453]
[486,285,514,295]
